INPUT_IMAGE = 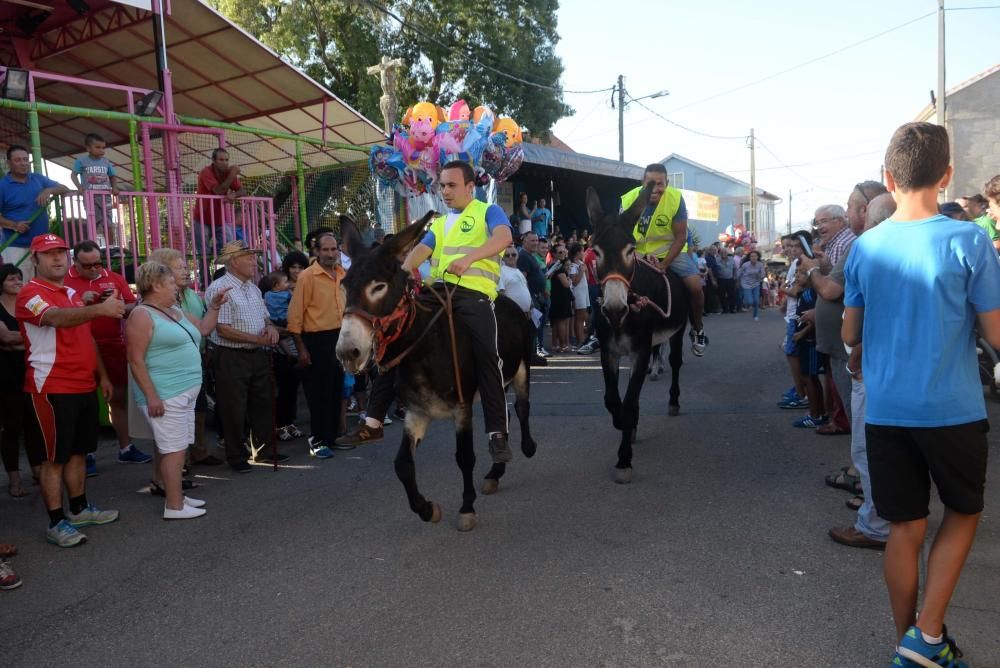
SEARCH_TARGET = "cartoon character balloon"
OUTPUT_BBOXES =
[492,117,522,148]
[448,100,471,121]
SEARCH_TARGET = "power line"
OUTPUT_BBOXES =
[753,137,842,192]
[665,11,936,114]
[360,0,614,95]
[723,149,884,174]
[563,95,611,140]
[627,96,746,140]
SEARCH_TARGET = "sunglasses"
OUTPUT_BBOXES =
[503,253,518,258]
[78,261,103,270]
[853,183,871,205]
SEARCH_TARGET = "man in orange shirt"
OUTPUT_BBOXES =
[288,233,347,459]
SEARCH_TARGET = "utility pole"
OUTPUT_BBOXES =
[937,0,946,129]
[749,128,757,238]
[787,189,792,236]
[617,74,625,163]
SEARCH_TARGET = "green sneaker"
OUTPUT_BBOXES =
[67,504,120,527]
[46,519,87,547]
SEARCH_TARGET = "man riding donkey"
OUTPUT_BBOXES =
[622,164,708,356]
[337,161,513,464]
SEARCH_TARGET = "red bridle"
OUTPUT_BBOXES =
[597,253,672,320]
[344,289,417,366]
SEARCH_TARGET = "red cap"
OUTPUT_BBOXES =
[29,234,70,253]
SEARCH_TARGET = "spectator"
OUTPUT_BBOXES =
[716,246,737,313]
[533,236,551,356]
[148,247,223,467]
[737,250,765,320]
[567,243,589,347]
[288,232,347,459]
[70,133,119,244]
[15,233,124,548]
[578,241,600,354]
[65,239,151,475]
[126,261,228,519]
[814,204,856,266]
[732,246,745,311]
[547,245,573,352]
[0,146,71,281]
[827,192,896,551]
[790,265,826,428]
[1,263,44,497]
[981,176,1000,242]
[843,122,1000,664]
[204,240,284,473]
[776,232,810,410]
[956,193,997,250]
[530,198,552,238]
[260,269,305,443]
[281,251,309,289]
[498,244,532,314]
[192,149,246,257]
[516,192,532,236]
[938,201,968,221]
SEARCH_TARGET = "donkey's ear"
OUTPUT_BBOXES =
[586,187,605,229]
[339,213,363,259]
[619,182,655,230]
[384,211,434,262]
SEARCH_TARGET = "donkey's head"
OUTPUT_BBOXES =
[585,183,652,328]
[336,212,434,373]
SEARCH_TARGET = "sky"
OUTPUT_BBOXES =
[547,0,1000,232]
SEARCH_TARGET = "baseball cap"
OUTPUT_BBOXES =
[29,234,70,253]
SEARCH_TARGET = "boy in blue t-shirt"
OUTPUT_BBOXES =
[71,133,119,237]
[843,122,1000,666]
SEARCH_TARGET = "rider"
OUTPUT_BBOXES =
[337,161,513,463]
[622,164,708,356]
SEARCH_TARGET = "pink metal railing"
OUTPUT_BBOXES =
[61,191,278,289]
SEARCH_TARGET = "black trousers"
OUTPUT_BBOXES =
[301,330,344,444]
[273,352,304,428]
[449,286,508,434]
[213,347,274,464]
[0,390,45,472]
[366,367,397,423]
[719,278,738,313]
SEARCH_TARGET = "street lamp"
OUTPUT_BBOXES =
[614,74,669,162]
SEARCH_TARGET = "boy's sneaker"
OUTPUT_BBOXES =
[308,438,334,459]
[792,414,829,428]
[689,329,708,356]
[897,625,966,667]
[781,387,798,400]
[537,346,551,358]
[86,453,98,478]
[46,519,87,548]
[67,504,120,527]
[778,396,809,409]
[0,559,22,590]
[578,339,598,354]
[118,443,152,464]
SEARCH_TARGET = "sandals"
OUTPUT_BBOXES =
[846,495,864,511]
[825,466,862,494]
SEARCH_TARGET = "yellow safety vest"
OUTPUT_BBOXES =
[621,185,686,258]
[428,199,501,300]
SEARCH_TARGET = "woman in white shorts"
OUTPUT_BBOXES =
[516,192,532,236]
[126,261,228,520]
[568,243,590,349]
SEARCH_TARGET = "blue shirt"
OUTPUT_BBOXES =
[72,155,115,191]
[264,290,291,322]
[844,215,1000,427]
[530,207,552,237]
[0,172,60,247]
[420,203,511,250]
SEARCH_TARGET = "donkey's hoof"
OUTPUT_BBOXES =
[522,438,537,458]
[481,478,499,495]
[668,405,680,417]
[457,513,478,532]
[614,467,633,484]
[429,502,442,523]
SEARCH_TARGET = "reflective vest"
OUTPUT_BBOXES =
[621,185,686,258]
[428,199,501,300]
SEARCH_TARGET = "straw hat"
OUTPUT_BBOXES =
[217,240,261,264]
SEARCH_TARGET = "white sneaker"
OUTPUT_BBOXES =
[383,416,393,426]
[163,505,207,520]
[184,497,206,508]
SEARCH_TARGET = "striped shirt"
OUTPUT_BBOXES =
[204,271,269,349]
[823,226,857,266]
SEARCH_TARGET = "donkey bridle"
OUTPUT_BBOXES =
[598,253,672,320]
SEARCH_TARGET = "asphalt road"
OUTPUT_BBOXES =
[2,307,998,667]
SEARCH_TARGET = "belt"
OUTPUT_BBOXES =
[217,346,265,354]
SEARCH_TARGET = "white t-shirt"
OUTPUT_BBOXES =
[784,257,799,320]
[568,262,589,309]
[498,264,532,312]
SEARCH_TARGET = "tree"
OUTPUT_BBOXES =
[207,0,572,139]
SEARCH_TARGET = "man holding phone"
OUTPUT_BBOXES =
[66,240,149,474]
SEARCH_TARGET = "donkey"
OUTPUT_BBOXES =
[335,214,537,531]
[586,185,689,484]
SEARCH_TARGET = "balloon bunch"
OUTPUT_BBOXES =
[369,99,525,197]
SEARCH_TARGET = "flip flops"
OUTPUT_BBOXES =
[825,466,863,494]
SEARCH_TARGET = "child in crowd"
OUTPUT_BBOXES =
[790,265,826,428]
[259,270,303,440]
[71,133,119,243]
[262,270,291,327]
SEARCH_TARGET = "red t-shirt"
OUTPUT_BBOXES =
[193,165,241,225]
[16,278,98,394]
[64,267,135,345]
[583,248,598,286]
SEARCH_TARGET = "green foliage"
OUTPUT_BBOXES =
[207,0,572,139]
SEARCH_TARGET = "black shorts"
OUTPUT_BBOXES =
[866,420,989,522]
[31,392,100,464]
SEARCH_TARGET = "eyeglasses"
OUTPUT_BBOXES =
[853,183,871,205]
[814,217,842,225]
[78,261,102,270]
[503,253,518,258]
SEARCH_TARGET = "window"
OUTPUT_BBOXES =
[668,172,685,189]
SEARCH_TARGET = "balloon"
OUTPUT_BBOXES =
[433,120,470,162]
[410,101,440,131]
[492,117,522,148]
[495,144,523,182]
[408,117,436,150]
[448,99,470,121]
[435,105,447,123]
[472,105,494,124]
[401,105,414,127]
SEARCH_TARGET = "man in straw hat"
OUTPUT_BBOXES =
[204,240,284,473]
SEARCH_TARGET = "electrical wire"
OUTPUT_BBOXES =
[562,95,611,140]
[665,11,936,114]
[360,0,614,95]
[753,137,843,192]
[627,96,745,140]
[723,149,884,174]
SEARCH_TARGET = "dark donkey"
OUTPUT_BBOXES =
[335,214,538,531]
[586,185,689,484]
